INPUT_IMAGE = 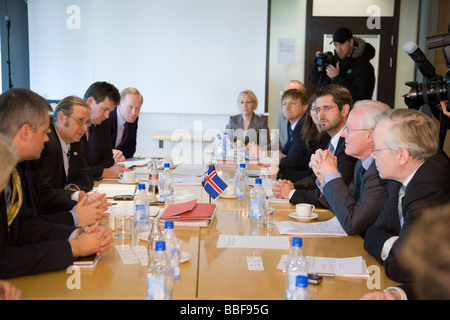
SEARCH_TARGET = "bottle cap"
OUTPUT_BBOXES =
[255,178,262,184]
[295,275,308,288]
[155,241,166,251]
[164,163,170,168]
[164,221,174,229]
[138,183,145,190]
[240,163,246,168]
[292,237,303,247]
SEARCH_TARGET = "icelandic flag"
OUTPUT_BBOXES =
[202,164,228,199]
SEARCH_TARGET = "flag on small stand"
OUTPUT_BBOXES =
[202,164,228,199]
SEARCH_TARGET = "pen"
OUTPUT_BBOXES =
[314,273,335,278]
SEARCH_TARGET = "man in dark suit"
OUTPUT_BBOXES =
[0,88,113,279]
[110,87,143,162]
[310,100,390,236]
[364,108,450,284]
[273,89,311,180]
[34,96,93,193]
[272,84,357,208]
[82,82,129,179]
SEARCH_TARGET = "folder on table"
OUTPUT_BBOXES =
[160,199,216,227]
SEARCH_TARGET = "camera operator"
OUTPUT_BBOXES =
[310,27,376,102]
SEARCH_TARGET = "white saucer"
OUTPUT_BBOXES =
[118,178,140,184]
[219,194,236,199]
[289,212,319,221]
[138,231,150,242]
[180,251,192,263]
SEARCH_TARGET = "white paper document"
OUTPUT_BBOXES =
[217,235,290,250]
[276,217,348,236]
[277,255,369,278]
[97,183,136,198]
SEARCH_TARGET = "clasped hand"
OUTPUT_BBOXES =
[309,149,338,186]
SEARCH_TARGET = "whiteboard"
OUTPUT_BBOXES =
[28,0,269,115]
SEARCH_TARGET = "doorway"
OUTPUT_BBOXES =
[304,0,400,108]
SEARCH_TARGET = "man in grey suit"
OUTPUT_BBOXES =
[310,100,390,236]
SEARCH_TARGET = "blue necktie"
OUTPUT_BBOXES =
[328,142,335,154]
[354,165,366,201]
[88,125,97,164]
[287,122,293,143]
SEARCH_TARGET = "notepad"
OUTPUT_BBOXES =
[160,200,216,227]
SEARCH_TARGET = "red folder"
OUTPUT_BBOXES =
[160,200,216,227]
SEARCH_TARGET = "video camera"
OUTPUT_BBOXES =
[403,27,450,149]
[314,51,338,68]
[403,30,450,112]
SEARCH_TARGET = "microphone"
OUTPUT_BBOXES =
[403,41,438,80]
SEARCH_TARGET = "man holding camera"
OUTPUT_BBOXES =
[310,27,376,103]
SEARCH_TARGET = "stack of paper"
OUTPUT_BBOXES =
[277,255,369,278]
[276,217,347,236]
[217,235,290,250]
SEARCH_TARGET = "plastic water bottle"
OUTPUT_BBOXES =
[134,183,150,232]
[234,163,249,199]
[235,139,245,166]
[285,237,308,300]
[148,216,163,252]
[148,157,159,200]
[163,221,181,280]
[214,134,223,160]
[289,275,311,300]
[159,163,174,202]
[249,178,266,222]
[146,241,173,300]
[223,131,232,158]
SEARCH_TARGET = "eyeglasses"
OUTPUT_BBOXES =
[68,115,90,127]
[312,105,338,114]
[344,126,371,134]
[371,146,390,156]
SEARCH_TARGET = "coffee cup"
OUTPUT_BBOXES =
[295,203,315,217]
[119,170,136,182]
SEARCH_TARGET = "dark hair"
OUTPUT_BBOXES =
[281,88,309,105]
[0,88,50,138]
[83,81,120,105]
[314,84,353,110]
[300,94,325,150]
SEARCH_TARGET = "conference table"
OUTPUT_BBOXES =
[8,163,400,300]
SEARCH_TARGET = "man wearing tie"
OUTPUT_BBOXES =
[0,88,113,279]
[109,87,143,162]
[83,82,130,179]
[34,96,93,193]
[272,84,357,207]
[364,108,450,284]
[309,100,390,236]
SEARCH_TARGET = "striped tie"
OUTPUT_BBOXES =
[7,168,23,226]
[398,184,406,228]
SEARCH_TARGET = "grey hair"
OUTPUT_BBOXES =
[353,100,391,129]
[0,88,50,138]
[375,108,439,161]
